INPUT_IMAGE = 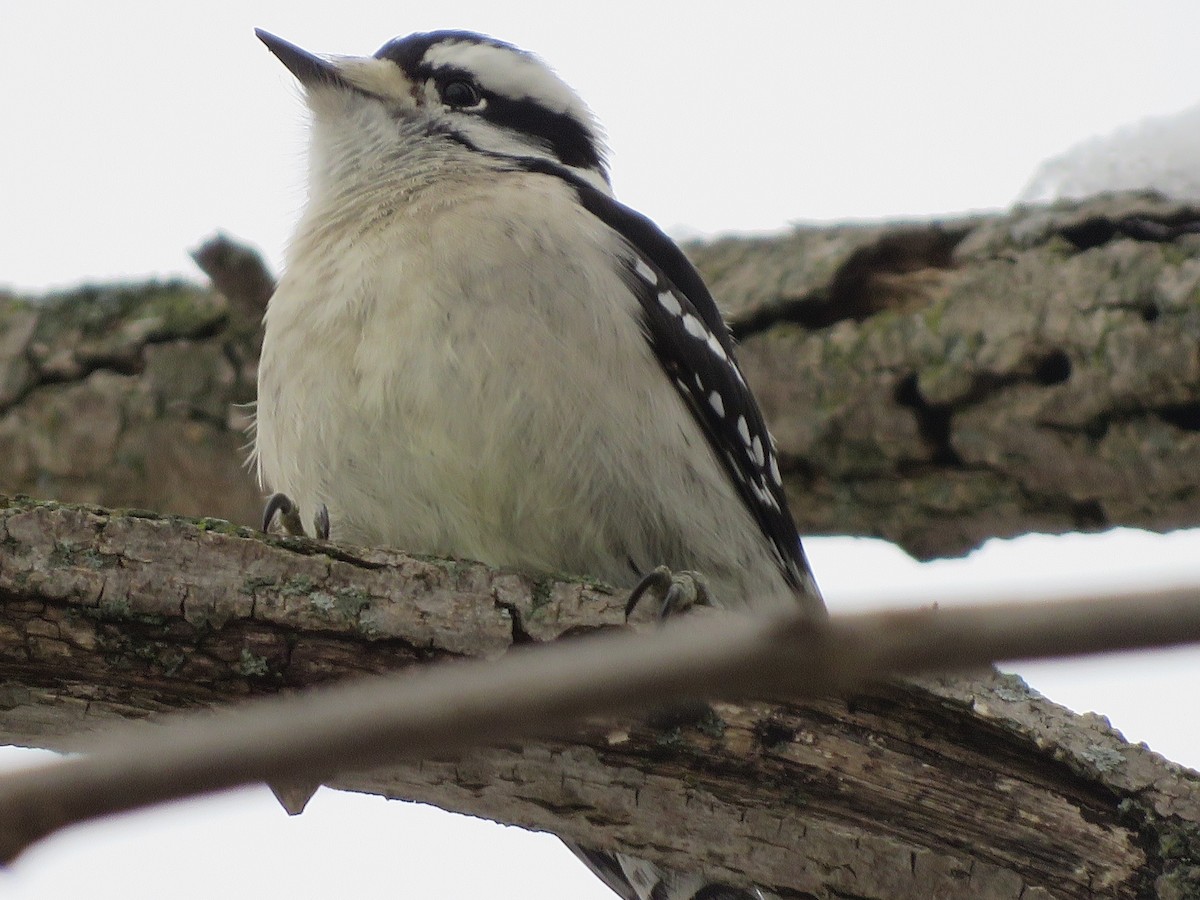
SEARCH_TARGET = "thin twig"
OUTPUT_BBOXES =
[1,585,1198,865]
[190,232,275,320]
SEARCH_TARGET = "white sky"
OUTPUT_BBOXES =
[3,1,1200,897]
[6,1,1200,292]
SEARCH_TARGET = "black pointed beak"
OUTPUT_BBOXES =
[256,29,346,88]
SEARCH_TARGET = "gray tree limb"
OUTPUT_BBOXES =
[4,197,1200,558]
[689,193,1200,556]
[1,497,1198,898]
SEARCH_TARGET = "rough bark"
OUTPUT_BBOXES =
[1,497,1198,899]
[0,236,265,531]
[688,193,1200,557]
[5,198,1200,559]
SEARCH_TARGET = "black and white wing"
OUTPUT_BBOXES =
[550,164,819,607]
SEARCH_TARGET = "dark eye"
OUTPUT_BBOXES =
[442,79,481,108]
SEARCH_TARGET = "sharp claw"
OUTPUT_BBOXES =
[625,567,709,620]
[314,504,330,541]
[625,566,672,619]
[262,492,307,536]
[262,492,294,532]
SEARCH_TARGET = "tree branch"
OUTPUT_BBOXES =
[684,194,1200,556]
[2,497,1198,897]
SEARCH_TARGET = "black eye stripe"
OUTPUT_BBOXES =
[422,65,604,174]
[477,95,603,172]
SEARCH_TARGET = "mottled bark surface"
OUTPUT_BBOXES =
[0,279,262,528]
[0,498,1198,899]
[5,197,1200,558]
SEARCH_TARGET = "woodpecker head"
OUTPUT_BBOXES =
[257,29,610,191]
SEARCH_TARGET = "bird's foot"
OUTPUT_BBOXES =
[262,492,331,540]
[625,566,711,620]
